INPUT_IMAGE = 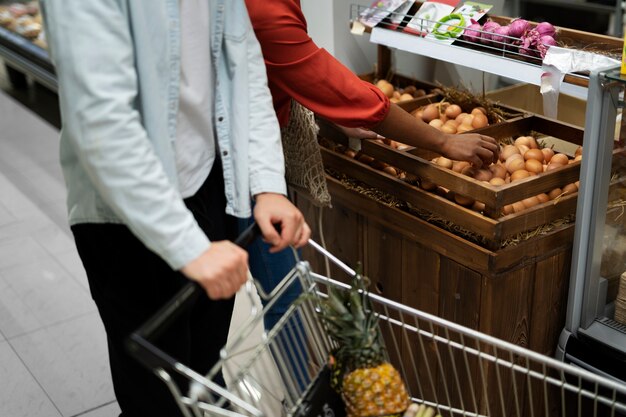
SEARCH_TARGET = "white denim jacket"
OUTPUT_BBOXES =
[41,0,286,269]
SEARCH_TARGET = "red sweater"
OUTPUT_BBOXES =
[245,0,390,128]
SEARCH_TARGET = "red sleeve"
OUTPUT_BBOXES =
[245,0,390,128]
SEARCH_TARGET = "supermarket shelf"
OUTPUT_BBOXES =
[0,26,56,92]
[368,27,589,99]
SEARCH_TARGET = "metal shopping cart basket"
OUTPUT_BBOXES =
[127,223,626,417]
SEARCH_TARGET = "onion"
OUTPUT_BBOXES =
[536,21,557,38]
[463,19,482,43]
[481,21,501,45]
[540,35,557,47]
[519,29,541,57]
[537,35,556,58]
[518,36,534,57]
[491,25,511,48]
[508,18,529,38]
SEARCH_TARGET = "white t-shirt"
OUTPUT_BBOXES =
[175,0,215,198]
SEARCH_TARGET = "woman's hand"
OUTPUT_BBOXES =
[439,133,500,168]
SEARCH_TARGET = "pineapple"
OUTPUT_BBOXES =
[318,267,410,417]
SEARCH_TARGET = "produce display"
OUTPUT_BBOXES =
[427,139,582,215]
[462,17,557,59]
[374,78,430,103]
[0,1,46,49]
[412,102,490,133]
[319,267,411,417]
[324,130,582,217]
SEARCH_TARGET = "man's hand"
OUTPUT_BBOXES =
[180,241,248,299]
[254,193,310,253]
[439,133,500,168]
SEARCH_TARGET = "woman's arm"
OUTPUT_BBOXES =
[247,0,499,166]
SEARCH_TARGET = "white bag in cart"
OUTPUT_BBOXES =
[222,277,286,417]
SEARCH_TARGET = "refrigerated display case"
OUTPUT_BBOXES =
[0,0,55,91]
[557,65,626,383]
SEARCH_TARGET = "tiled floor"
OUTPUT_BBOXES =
[0,68,119,416]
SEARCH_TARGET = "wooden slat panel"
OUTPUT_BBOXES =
[325,177,494,273]
[490,222,575,272]
[364,221,407,403]
[532,115,585,145]
[366,221,404,302]
[495,192,579,242]
[400,238,441,404]
[474,115,585,144]
[296,190,363,282]
[494,165,581,206]
[440,259,482,329]
[437,258,483,413]
[377,44,391,81]
[402,240,440,314]
[479,266,534,417]
[480,268,533,348]
[528,250,571,356]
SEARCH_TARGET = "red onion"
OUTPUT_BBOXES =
[540,35,557,47]
[538,35,557,58]
[508,18,529,38]
[536,22,557,38]
[491,25,511,48]
[481,21,501,45]
[463,19,482,43]
[517,29,554,59]
[518,29,539,57]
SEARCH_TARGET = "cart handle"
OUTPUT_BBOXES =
[126,221,268,374]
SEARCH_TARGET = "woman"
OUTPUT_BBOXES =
[243,0,499,330]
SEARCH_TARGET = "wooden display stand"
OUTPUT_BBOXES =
[297,178,571,358]
[295,179,572,416]
[295,10,626,414]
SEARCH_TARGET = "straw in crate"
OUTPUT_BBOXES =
[126,229,626,417]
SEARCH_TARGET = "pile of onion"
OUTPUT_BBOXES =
[461,18,557,58]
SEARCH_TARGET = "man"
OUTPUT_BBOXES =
[41,1,310,416]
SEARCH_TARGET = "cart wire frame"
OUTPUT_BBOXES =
[128,234,626,417]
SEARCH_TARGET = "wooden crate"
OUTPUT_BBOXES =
[322,115,626,248]
[295,177,573,416]
[358,71,440,108]
[395,93,525,125]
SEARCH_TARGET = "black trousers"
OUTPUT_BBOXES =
[72,163,237,417]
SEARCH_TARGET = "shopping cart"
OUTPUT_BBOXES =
[127,223,626,417]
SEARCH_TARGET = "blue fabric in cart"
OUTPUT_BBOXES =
[238,216,309,391]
